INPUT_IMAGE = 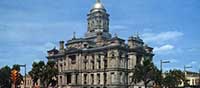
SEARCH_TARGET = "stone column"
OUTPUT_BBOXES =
[88,73,90,85]
[71,73,76,84]
[88,56,91,70]
[86,56,89,70]
[94,73,97,85]
[77,54,80,70]
[96,55,99,69]
[107,72,111,84]
[89,73,93,85]
[66,56,69,70]
[116,57,120,68]
[80,55,83,70]
[100,72,104,85]
[77,74,81,85]
[87,74,90,85]
[133,55,137,68]
[115,72,121,84]
[64,74,67,85]
[58,75,61,86]
[129,55,132,67]
[101,55,105,69]
[107,52,111,69]
[81,74,84,85]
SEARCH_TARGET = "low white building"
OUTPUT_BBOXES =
[179,71,200,87]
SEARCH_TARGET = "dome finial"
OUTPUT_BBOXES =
[134,32,140,38]
[114,33,118,38]
[96,0,101,3]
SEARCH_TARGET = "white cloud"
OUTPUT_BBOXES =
[33,59,41,62]
[191,61,197,65]
[110,25,129,34]
[35,42,56,54]
[168,59,178,63]
[154,44,174,53]
[187,61,197,66]
[142,31,184,44]
[110,25,128,30]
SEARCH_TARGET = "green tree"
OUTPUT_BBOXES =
[0,66,12,88]
[163,69,185,88]
[29,61,45,87]
[12,64,20,71]
[132,59,161,88]
[41,61,58,87]
[152,67,162,87]
[29,61,58,88]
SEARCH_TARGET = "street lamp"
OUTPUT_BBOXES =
[184,65,192,72]
[160,60,170,88]
[19,64,26,88]
[183,65,192,87]
[160,60,170,73]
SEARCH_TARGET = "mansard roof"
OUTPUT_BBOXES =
[110,36,125,42]
[128,36,144,43]
[47,47,59,53]
[66,38,93,45]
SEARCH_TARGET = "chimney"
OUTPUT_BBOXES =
[59,41,65,50]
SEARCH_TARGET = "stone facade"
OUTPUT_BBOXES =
[47,0,154,88]
[20,75,40,88]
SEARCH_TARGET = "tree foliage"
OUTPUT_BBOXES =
[132,58,161,88]
[163,69,185,88]
[29,61,58,88]
[29,61,45,86]
[0,66,12,88]
[0,64,23,88]
[12,64,20,71]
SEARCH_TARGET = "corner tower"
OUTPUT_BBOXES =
[85,0,111,40]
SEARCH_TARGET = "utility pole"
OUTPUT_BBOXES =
[160,60,170,73]
[160,60,170,88]
[19,64,26,88]
[183,65,192,87]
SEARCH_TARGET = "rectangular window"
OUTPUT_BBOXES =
[67,74,71,84]
[97,74,100,84]
[91,74,94,84]
[136,55,142,64]
[104,60,107,69]
[69,55,76,64]
[60,76,63,85]
[92,61,95,70]
[75,74,78,84]
[98,61,101,69]
[84,74,87,84]
[84,62,87,70]
[104,73,107,84]
[111,72,115,83]
[84,56,87,69]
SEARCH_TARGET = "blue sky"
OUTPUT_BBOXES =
[0,0,200,73]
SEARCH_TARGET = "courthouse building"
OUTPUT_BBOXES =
[47,0,154,88]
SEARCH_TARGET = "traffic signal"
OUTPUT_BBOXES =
[11,69,18,83]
